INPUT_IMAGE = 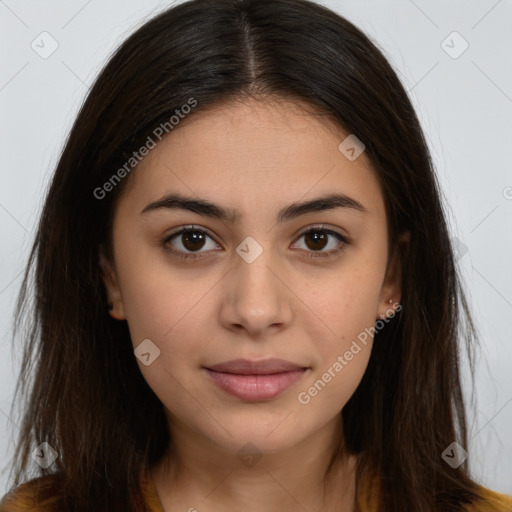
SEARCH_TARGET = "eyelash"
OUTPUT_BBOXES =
[161,224,350,261]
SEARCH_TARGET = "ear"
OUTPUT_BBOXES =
[99,247,126,320]
[376,231,410,320]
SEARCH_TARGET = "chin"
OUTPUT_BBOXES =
[203,413,310,455]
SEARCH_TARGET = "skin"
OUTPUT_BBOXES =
[100,97,408,511]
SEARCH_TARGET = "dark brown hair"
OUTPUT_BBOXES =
[3,0,487,510]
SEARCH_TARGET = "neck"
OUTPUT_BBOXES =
[151,415,358,512]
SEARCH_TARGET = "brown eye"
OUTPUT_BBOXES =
[180,230,207,251]
[163,226,219,259]
[293,226,349,258]
[303,230,329,251]
[162,225,349,261]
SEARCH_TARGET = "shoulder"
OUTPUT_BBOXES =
[464,486,512,512]
[0,467,157,512]
[0,473,65,512]
[358,471,512,512]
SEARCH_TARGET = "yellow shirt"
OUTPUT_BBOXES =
[1,464,511,511]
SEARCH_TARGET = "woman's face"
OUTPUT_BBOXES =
[101,98,403,456]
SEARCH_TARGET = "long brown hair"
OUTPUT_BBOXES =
[4,0,486,510]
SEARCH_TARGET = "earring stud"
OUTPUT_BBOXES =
[107,303,123,320]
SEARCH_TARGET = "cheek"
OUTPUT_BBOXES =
[113,245,220,401]
[118,268,208,419]
[295,258,384,410]
[297,348,371,414]
[113,231,211,346]
[304,260,384,347]
[296,279,376,414]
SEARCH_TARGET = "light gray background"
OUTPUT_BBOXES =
[1,0,511,496]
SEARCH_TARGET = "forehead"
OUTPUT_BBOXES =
[117,98,386,222]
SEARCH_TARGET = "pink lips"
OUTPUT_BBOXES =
[204,358,308,401]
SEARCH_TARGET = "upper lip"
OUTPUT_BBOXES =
[205,358,307,375]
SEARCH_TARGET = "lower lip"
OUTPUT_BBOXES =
[204,368,307,401]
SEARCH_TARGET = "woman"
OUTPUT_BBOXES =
[1,0,510,510]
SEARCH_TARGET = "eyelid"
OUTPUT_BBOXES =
[291,224,350,259]
[291,223,349,242]
[162,223,349,260]
[166,224,217,240]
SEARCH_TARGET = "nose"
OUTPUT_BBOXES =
[218,247,293,339]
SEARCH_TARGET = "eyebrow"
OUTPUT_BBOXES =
[140,192,369,223]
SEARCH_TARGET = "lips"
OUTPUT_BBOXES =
[204,358,309,401]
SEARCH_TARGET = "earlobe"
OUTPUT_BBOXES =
[99,250,116,291]
[98,249,126,320]
[377,231,410,320]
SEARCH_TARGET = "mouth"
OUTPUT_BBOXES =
[203,358,309,401]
